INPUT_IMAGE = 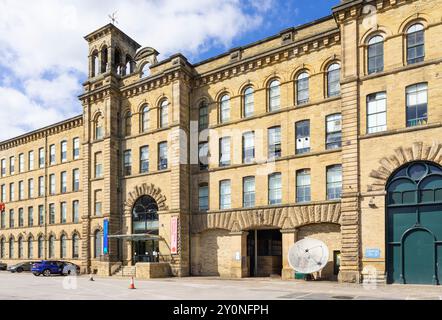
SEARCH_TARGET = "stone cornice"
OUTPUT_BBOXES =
[333,0,420,24]
[193,29,341,88]
[0,116,83,151]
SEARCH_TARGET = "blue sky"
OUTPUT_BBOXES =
[0,0,339,141]
[195,0,340,63]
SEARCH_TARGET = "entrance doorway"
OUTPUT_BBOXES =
[133,239,159,263]
[386,162,442,285]
[247,229,282,277]
[131,195,160,264]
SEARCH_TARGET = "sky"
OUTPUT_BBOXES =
[0,0,339,141]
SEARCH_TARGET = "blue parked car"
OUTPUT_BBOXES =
[32,261,66,277]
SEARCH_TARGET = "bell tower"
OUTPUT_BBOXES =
[79,24,141,274]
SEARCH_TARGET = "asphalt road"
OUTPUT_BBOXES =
[0,271,441,300]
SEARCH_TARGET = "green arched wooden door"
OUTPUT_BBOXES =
[386,162,442,285]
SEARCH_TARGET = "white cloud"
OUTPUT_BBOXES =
[0,0,274,141]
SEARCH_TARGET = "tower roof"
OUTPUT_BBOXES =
[84,23,141,50]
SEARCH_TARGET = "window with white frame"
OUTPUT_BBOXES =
[38,176,45,197]
[268,126,281,159]
[243,176,256,208]
[9,209,14,228]
[327,63,341,97]
[18,153,24,173]
[73,234,80,258]
[38,236,44,258]
[49,203,55,224]
[38,205,44,226]
[243,87,254,118]
[141,105,150,132]
[199,101,209,131]
[28,207,33,227]
[327,165,343,200]
[406,83,428,127]
[73,201,79,223]
[269,79,281,112]
[95,152,103,178]
[39,148,45,168]
[326,114,342,150]
[158,142,168,170]
[1,159,5,177]
[242,131,255,164]
[367,92,387,133]
[73,138,80,160]
[28,237,33,259]
[1,185,5,203]
[49,145,56,165]
[199,142,209,170]
[140,146,149,174]
[61,172,67,194]
[219,180,231,210]
[73,169,80,192]
[297,169,311,203]
[94,190,102,216]
[123,150,132,176]
[61,141,67,162]
[219,137,231,167]
[160,100,169,128]
[60,235,67,258]
[18,181,24,200]
[268,173,282,205]
[49,174,56,195]
[220,94,230,123]
[18,208,24,227]
[296,72,309,105]
[28,150,34,170]
[28,178,34,199]
[9,183,14,202]
[10,156,15,175]
[367,36,384,74]
[48,236,55,258]
[61,202,67,224]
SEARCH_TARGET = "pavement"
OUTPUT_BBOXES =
[0,271,441,300]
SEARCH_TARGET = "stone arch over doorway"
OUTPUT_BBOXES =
[368,141,442,192]
[124,183,168,215]
[191,202,341,234]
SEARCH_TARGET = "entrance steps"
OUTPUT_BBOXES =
[113,266,136,277]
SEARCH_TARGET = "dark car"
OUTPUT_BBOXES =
[32,261,66,277]
[8,262,38,273]
[62,262,81,276]
[0,262,7,271]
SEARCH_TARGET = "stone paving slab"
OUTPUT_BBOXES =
[0,272,441,300]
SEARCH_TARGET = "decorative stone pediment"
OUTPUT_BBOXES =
[368,141,442,191]
[124,183,168,214]
[191,202,341,234]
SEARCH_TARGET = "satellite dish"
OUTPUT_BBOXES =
[288,238,329,274]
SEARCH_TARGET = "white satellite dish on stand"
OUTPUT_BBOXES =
[288,238,329,275]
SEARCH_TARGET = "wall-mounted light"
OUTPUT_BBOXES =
[369,197,377,208]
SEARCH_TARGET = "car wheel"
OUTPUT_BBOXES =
[17,268,23,273]
[33,273,40,277]
[43,269,51,277]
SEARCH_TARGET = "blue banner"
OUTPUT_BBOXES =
[103,219,109,255]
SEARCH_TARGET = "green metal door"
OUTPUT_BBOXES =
[386,162,442,285]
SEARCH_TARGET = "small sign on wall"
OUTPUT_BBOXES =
[171,217,178,255]
[103,219,109,255]
[365,248,381,259]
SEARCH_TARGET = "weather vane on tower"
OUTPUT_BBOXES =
[108,11,119,25]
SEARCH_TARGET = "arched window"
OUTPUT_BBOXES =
[95,114,104,140]
[141,63,151,78]
[125,55,134,75]
[73,234,80,259]
[368,35,384,74]
[48,236,55,259]
[124,112,132,136]
[0,238,4,259]
[28,237,34,259]
[141,105,150,132]
[243,86,254,118]
[219,94,230,123]
[268,80,281,112]
[296,72,309,105]
[159,100,169,128]
[9,238,14,259]
[407,23,425,65]
[91,50,99,77]
[101,46,108,73]
[94,230,102,259]
[18,237,23,259]
[199,101,209,131]
[60,235,67,259]
[327,63,341,97]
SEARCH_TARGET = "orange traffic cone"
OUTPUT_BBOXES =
[129,277,136,289]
